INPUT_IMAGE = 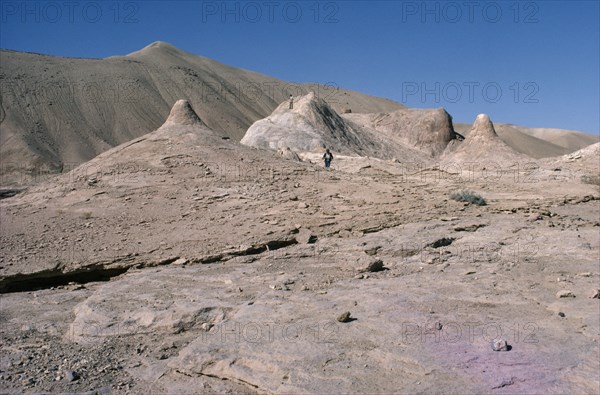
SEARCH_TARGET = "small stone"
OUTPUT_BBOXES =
[454,224,485,232]
[64,370,79,382]
[491,339,509,351]
[435,322,443,330]
[492,377,515,389]
[160,341,175,351]
[296,228,317,244]
[362,259,384,273]
[363,246,381,256]
[172,258,187,265]
[556,290,576,298]
[528,213,542,221]
[201,323,213,331]
[589,289,600,299]
[558,312,566,317]
[429,237,454,248]
[338,229,353,238]
[337,311,352,323]
[297,202,308,209]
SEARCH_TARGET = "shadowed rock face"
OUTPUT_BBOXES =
[412,108,460,155]
[340,107,460,158]
[380,107,459,156]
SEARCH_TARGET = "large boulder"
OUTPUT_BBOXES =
[344,107,460,157]
[241,92,428,163]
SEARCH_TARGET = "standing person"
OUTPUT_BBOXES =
[289,94,294,109]
[323,149,333,170]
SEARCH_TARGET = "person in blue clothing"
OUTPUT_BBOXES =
[323,149,333,169]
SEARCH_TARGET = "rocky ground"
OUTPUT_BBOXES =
[1,104,599,394]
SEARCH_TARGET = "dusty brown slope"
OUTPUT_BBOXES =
[0,42,404,185]
[544,142,600,176]
[516,126,599,151]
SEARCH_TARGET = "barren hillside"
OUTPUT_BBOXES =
[0,42,404,186]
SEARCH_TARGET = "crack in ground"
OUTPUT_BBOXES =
[0,238,298,294]
[197,372,262,393]
[0,265,130,294]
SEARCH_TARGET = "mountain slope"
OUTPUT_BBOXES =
[454,122,598,159]
[515,126,599,151]
[0,42,404,185]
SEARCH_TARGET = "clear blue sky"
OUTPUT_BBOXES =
[1,0,598,134]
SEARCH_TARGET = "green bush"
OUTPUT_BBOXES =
[450,190,487,206]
